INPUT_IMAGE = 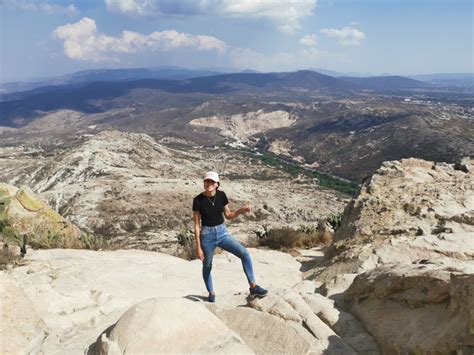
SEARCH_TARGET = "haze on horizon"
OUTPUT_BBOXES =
[1,0,472,82]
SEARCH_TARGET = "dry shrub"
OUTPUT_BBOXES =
[0,245,22,270]
[176,230,223,260]
[258,223,333,251]
[177,229,197,260]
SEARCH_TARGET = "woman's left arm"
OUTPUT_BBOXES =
[224,203,252,220]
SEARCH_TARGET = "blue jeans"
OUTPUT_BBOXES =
[200,223,256,293]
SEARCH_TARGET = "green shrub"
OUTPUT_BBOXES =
[326,213,342,231]
[297,224,318,235]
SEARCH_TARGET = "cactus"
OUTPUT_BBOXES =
[326,212,342,231]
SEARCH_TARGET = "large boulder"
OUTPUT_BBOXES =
[93,297,253,354]
[207,305,316,354]
[345,263,474,353]
[0,183,83,250]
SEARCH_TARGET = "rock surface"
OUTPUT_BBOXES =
[310,158,474,353]
[3,247,302,354]
[94,298,253,354]
[345,263,474,354]
[0,273,47,354]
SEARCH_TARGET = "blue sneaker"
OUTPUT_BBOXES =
[249,285,268,298]
[208,293,215,303]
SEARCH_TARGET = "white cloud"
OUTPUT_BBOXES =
[220,0,316,33]
[300,34,318,47]
[104,0,155,15]
[53,17,226,62]
[2,0,79,16]
[104,0,317,33]
[321,26,365,46]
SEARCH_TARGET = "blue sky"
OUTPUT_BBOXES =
[1,0,472,82]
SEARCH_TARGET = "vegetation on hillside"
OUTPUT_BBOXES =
[252,152,359,196]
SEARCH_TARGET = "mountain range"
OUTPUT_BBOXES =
[0,70,434,126]
[2,66,472,95]
[0,67,472,183]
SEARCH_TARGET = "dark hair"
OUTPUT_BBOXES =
[216,182,220,190]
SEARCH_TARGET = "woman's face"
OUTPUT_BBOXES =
[204,179,218,193]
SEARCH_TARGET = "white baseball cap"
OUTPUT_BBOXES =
[204,171,219,182]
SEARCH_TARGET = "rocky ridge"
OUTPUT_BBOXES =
[312,157,474,352]
[0,130,347,253]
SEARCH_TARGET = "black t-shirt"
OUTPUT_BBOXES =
[192,190,229,227]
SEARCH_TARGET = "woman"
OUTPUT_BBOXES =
[193,171,268,303]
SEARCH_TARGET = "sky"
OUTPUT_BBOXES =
[1,0,473,82]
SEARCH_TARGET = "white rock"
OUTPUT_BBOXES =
[94,298,253,354]
[0,273,47,354]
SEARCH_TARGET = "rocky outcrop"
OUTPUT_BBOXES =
[310,158,474,353]
[94,298,253,354]
[344,263,474,353]
[93,282,380,355]
[334,158,473,245]
[0,183,82,250]
[245,287,379,354]
[312,158,473,281]
[189,110,297,141]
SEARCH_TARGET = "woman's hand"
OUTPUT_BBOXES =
[196,246,204,261]
[241,202,252,213]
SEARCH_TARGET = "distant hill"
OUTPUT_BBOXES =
[0,70,442,127]
[309,68,374,77]
[0,67,224,94]
[267,70,361,93]
[408,73,474,87]
[339,76,431,91]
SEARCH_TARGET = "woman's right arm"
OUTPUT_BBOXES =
[193,211,204,261]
